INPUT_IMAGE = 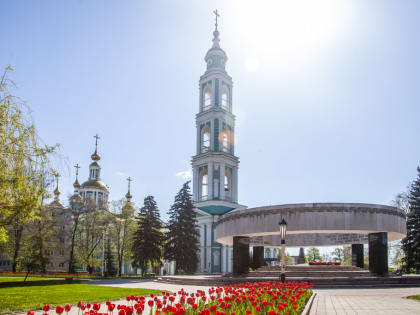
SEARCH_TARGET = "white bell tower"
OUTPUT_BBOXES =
[192,11,242,274]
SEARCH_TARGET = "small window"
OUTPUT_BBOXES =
[203,86,212,111]
[201,173,208,200]
[222,132,228,152]
[201,126,210,153]
[221,86,229,110]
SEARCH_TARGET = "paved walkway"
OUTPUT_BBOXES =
[18,279,420,315]
[310,287,420,315]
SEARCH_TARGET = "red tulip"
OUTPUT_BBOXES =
[56,306,64,314]
[43,305,50,312]
[64,304,71,312]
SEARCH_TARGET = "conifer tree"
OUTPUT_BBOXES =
[131,196,163,276]
[164,181,199,273]
[105,236,117,277]
[402,166,420,273]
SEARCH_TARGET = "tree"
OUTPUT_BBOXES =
[0,66,57,269]
[402,167,420,273]
[332,248,344,261]
[131,196,164,277]
[74,200,112,273]
[110,199,136,277]
[305,247,321,263]
[105,235,117,277]
[164,181,199,274]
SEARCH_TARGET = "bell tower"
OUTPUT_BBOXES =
[192,11,241,274]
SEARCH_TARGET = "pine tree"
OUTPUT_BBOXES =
[402,166,420,273]
[131,196,163,277]
[105,236,117,277]
[164,181,199,274]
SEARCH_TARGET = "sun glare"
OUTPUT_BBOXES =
[228,0,356,71]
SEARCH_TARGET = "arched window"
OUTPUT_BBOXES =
[201,172,208,201]
[221,86,229,110]
[224,169,232,201]
[222,132,228,152]
[203,86,212,111]
[201,126,210,153]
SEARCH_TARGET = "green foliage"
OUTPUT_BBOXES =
[164,181,199,273]
[332,248,344,261]
[0,279,162,314]
[0,66,57,269]
[305,247,321,262]
[110,199,136,277]
[131,196,164,276]
[402,167,420,273]
[104,236,117,277]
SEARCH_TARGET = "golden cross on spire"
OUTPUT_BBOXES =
[213,9,220,30]
[74,163,80,179]
[127,176,132,192]
[94,134,100,151]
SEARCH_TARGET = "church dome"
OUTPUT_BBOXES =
[73,179,80,189]
[91,151,101,161]
[81,179,109,192]
[204,29,228,71]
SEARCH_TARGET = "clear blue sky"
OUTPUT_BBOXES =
[1,0,419,226]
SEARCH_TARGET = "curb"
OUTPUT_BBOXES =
[302,292,316,315]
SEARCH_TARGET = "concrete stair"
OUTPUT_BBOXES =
[248,265,373,278]
[157,275,420,288]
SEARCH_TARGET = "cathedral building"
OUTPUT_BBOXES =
[192,14,246,274]
[74,135,110,207]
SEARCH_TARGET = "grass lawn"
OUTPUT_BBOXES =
[0,277,162,314]
[407,295,420,302]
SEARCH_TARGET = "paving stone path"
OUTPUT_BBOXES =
[310,287,420,315]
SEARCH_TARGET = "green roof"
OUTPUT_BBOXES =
[198,205,235,215]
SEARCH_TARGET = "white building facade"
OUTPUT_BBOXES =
[192,19,245,274]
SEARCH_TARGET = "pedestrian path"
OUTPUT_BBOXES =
[310,287,420,315]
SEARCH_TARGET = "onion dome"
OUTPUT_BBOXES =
[53,186,60,197]
[73,179,80,189]
[125,191,132,200]
[81,179,110,192]
[91,151,101,161]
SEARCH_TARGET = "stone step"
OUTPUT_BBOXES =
[156,276,420,289]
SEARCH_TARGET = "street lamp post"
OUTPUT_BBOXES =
[279,218,287,283]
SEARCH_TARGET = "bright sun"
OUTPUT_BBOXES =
[228,0,356,72]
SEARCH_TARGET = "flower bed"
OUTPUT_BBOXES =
[27,281,313,315]
[309,261,341,265]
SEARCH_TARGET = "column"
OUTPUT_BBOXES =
[219,163,225,200]
[200,224,205,272]
[196,125,201,154]
[206,224,212,273]
[232,167,238,203]
[252,246,265,270]
[208,162,213,200]
[233,236,250,276]
[352,244,364,268]
[193,166,199,202]
[368,232,388,276]
[221,245,226,273]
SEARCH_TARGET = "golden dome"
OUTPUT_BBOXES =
[81,179,110,192]
[53,187,60,196]
[125,191,132,200]
[91,151,101,161]
[73,179,80,189]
